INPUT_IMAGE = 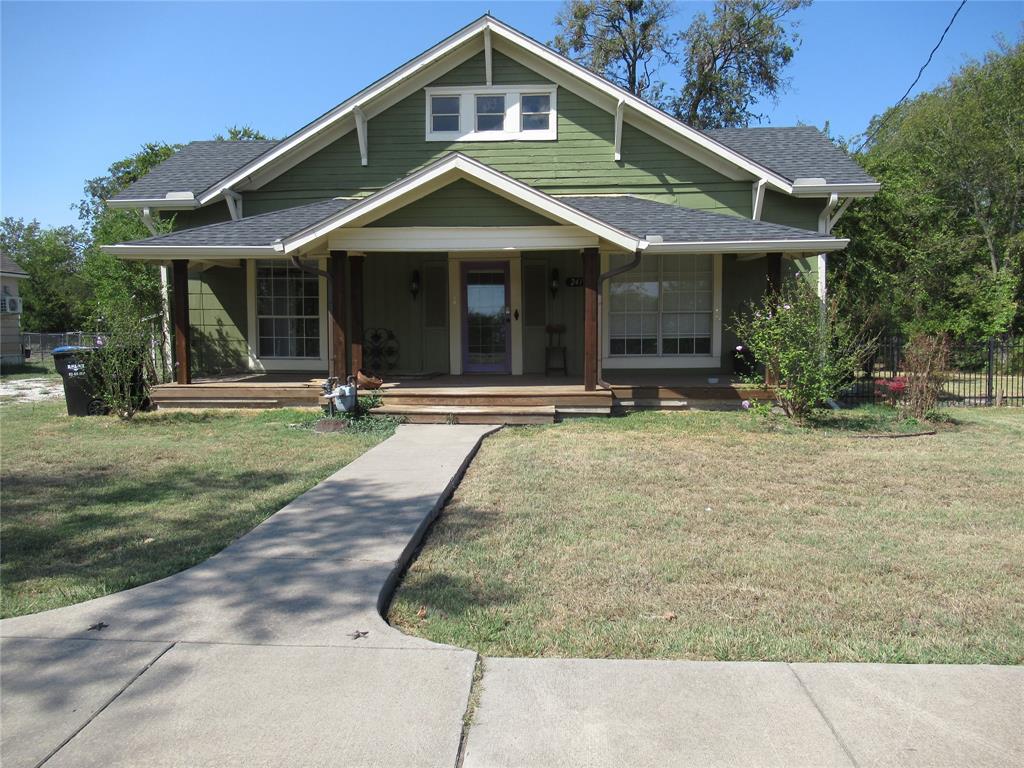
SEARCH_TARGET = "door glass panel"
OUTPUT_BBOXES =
[465,269,508,370]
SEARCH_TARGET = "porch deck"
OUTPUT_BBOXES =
[150,373,769,422]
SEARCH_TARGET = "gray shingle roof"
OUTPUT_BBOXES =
[1,253,28,276]
[110,141,280,202]
[704,126,876,185]
[560,195,827,243]
[121,193,829,250]
[122,198,355,247]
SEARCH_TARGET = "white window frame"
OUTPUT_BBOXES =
[602,253,723,370]
[246,259,328,371]
[424,84,557,142]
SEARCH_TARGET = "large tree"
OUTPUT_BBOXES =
[553,0,676,102]
[0,218,87,332]
[834,40,1024,339]
[672,0,811,128]
[551,0,809,127]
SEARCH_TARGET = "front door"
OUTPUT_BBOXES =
[461,261,511,374]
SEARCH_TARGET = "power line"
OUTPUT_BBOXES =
[853,0,968,153]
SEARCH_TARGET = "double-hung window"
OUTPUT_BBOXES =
[608,254,715,357]
[430,96,461,133]
[255,260,321,358]
[425,85,557,141]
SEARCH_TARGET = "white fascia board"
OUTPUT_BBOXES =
[791,182,880,198]
[106,197,200,210]
[101,244,278,260]
[329,226,597,252]
[645,238,849,254]
[279,154,644,253]
[197,17,491,204]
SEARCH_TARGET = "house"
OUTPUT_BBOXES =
[102,15,877,419]
[0,253,28,366]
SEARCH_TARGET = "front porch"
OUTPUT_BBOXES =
[150,372,771,423]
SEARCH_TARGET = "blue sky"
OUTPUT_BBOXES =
[2,1,1021,229]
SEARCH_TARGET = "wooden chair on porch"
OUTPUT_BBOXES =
[545,323,568,376]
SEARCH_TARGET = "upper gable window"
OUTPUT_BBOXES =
[430,96,461,133]
[425,85,557,142]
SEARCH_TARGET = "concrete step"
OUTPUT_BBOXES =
[371,404,556,425]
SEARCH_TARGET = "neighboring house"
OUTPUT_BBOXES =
[102,15,877,401]
[0,253,28,366]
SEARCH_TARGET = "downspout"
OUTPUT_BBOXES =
[596,247,644,390]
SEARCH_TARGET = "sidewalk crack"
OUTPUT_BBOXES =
[787,663,861,768]
[455,655,485,768]
[35,642,176,768]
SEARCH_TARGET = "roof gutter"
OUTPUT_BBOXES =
[791,181,880,198]
[644,238,849,254]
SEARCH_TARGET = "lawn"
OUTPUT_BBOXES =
[1,401,390,618]
[389,407,1024,664]
[0,358,58,382]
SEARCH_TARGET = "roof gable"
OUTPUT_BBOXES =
[194,15,807,205]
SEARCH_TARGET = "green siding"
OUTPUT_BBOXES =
[245,51,752,217]
[165,202,232,231]
[368,179,556,227]
[362,253,448,374]
[760,191,823,231]
[188,266,248,374]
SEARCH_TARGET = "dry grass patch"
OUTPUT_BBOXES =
[1,401,388,617]
[389,408,1024,663]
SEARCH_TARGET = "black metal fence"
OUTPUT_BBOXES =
[841,335,1024,407]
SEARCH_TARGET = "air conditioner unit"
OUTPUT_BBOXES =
[1,296,23,314]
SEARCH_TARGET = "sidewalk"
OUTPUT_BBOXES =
[2,424,1020,768]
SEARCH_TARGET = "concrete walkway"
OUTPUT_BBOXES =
[1,424,496,768]
[2,424,1021,768]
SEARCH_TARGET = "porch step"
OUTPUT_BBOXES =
[154,398,287,409]
[371,404,556,425]
[151,383,321,409]
[615,398,690,411]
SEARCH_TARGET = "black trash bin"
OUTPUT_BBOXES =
[52,346,107,416]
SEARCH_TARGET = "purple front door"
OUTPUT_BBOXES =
[462,261,511,374]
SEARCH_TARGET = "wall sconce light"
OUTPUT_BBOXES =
[409,270,421,299]
[550,268,560,298]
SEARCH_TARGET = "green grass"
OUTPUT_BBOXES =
[0,358,58,381]
[389,407,1024,664]
[0,401,391,618]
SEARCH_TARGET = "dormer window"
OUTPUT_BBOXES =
[425,85,557,141]
[430,96,461,133]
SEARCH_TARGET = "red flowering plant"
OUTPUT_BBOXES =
[875,376,908,406]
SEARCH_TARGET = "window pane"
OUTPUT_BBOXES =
[431,96,459,115]
[432,114,459,132]
[256,259,320,358]
[476,95,504,113]
[476,113,504,132]
[521,94,550,114]
[521,113,550,131]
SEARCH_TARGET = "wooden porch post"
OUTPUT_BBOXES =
[171,259,191,385]
[329,250,348,380]
[350,253,365,375]
[582,247,599,391]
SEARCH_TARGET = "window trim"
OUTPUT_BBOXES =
[424,84,557,142]
[246,258,328,371]
[602,253,723,369]
[429,94,461,133]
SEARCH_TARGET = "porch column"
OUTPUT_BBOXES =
[171,259,191,385]
[329,250,348,380]
[350,253,365,374]
[582,246,599,391]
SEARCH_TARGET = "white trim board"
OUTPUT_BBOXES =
[329,226,597,252]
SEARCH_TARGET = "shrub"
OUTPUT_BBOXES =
[902,333,950,418]
[85,300,154,420]
[731,278,872,421]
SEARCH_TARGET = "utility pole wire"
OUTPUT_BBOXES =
[852,0,968,153]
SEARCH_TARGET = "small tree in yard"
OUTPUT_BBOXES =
[731,279,870,420]
[86,299,154,420]
[901,333,950,418]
